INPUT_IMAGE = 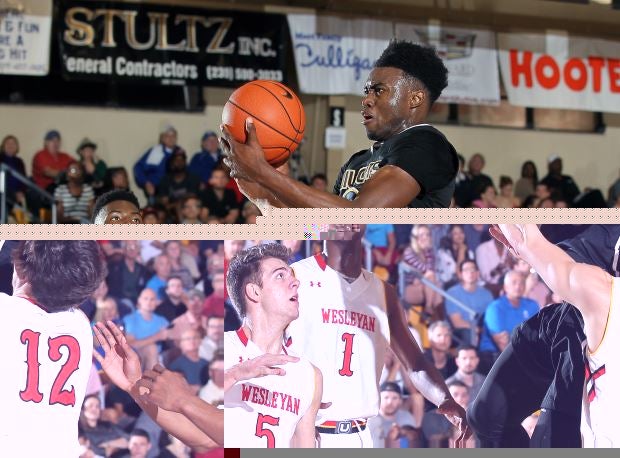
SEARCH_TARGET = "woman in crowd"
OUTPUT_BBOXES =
[494,176,521,208]
[78,394,129,457]
[436,225,475,289]
[514,160,538,202]
[77,138,107,194]
[0,134,28,218]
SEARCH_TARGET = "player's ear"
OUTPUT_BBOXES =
[244,282,260,304]
[409,89,425,109]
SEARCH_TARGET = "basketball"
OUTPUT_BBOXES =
[221,80,305,168]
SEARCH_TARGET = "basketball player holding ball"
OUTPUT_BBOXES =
[286,225,470,447]
[220,40,458,209]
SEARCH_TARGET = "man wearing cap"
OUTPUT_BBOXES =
[540,155,580,205]
[133,125,185,204]
[368,382,418,447]
[189,131,222,183]
[77,138,107,192]
[32,129,74,191]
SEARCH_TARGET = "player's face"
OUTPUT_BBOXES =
[456,349,479,375]
[258,258,300,321]
[128,436,151,458]
[103,201,142,224]
[379,391,402,416]
[449,386,470,409]
[362,67,414,141]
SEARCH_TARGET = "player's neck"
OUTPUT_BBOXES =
[242,321,285,355]
[325,242,363,279]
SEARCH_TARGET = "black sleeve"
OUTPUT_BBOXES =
[225,189,240,210]
[386,129,457,193]
[333,157,352,195]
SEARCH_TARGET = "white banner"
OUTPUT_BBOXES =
[287,14,393,95]
[0,7,51,76]
[395,23,500,106]
[498,32,620,113]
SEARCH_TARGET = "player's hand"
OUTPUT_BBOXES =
[220,117,269,182]
[437,398,472,448]
[231,353,300,383]
[93,321,142,392]
[136,364,194,413]
[490,224,542,260]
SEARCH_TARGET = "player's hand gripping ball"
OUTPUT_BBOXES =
[221,80,305,168]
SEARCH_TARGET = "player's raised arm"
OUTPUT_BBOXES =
[490,224,612,322]
[383,282,471,447]
[291,365,323,448]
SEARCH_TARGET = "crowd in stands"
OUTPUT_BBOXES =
[1,129,619,223]
[223,225,561,448]
[78,240,224,458]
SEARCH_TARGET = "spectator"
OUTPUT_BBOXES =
[92,296,122,329]
[471,183,497,208]
[540,154,580,204]
[608,168,620,207]
[32,129,73,192]
[466,153,494,205]
[368,382,418,448]
[145,254,171,300]
[101,166,130,196]
[133,125,184,203]
[514,160,538,203]
[155,276,188,323]
[54,162,95,223]
[78,394,129,457]
[157,149,201,218]
[513,258,551,308]
[475,236,511,297]
[168,328,209,394]
[0,134,27,210]
[495,176,520,208]
[445,260,493,346]
[189,131,222,183]
[310,173,328,192]
[141,207,160,224]
[463,224,489,253]
[454,153,474,208]
[423,321,457,380]
[240,200,261,224]
[445,345,485,407]
[199,314,224,362]
[281,240,304,264]
[77,138,107,193]
[170,288,207,341]
[199,350,224,406]
[478,270,539,374]
[435,225,474,288]
[402,224,443,320]
[120,429,152,458]
[199,167,239,223]
[179,194,203,224]
[164,240,199,289]
[365,224,398,280]
[122,288,169,370]
[106,240,149,308]
[202,271,225,318]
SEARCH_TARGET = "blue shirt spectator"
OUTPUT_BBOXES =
[188,131,222,183]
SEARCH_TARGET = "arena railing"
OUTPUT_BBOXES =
[0,164,57,224]
[398,261,479,346]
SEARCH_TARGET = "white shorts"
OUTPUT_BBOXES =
[318,423,373,448]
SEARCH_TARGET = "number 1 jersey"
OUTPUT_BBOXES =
[287,254,390,421]
[0,294,93,457]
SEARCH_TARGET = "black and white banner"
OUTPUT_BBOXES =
[57,0,289,86]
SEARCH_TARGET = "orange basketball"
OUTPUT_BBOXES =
[221,80,305,168]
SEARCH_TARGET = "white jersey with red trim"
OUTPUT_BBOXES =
[581,277,620,447]
[287,253,390,422]
[224,329,315,448]
[0,293,94,457]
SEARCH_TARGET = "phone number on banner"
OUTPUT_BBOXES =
[206,66,283,82]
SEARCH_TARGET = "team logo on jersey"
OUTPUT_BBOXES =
[309,281,322,287]
[336,421,352,434]
[339,160,382,195]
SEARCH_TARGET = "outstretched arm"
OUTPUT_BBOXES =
[383,283,471,447]
[490,224,612,323]
[93,322,223,449]
[224,353,300,392]
[221,119,420,208]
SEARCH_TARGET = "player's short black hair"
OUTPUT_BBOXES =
[12,241,107,312]
[130,428,151,442]
[226,243,290,318]
[92,189,140,223]
[374,40,448,104]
